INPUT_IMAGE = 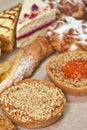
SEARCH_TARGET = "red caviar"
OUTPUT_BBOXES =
[62,60,87,80]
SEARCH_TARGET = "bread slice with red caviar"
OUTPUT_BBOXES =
[46,51,87,96]
[0,78,66,129]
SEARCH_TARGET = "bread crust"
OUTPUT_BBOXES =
[0,79,66,128]
[0,49,24,93]
[46,50,87,96]
[0,115,17,130]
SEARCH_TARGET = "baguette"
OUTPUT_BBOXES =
[0,115,17,130]
[46,50,87,96]
[0,37,54,93]
[0,78,66,128]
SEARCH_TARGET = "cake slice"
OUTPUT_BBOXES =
[0,4,22,53]
[16,0,56,48]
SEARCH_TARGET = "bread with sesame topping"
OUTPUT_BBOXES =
[0,115,17,130]
[0,78,66,129]
[46,50,87,96]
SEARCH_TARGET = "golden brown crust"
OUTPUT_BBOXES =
[0,115,17,130]
[46,15,87,52]
[13,36,54,83]
[0,36,54,93]
[24,36,54,61]
[46,50,87,96]
[0,49,24,93]
[0,79,66,128]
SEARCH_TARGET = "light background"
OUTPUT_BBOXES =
[0,0,87,130]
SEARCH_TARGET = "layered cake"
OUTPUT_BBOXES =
[0,4,22,53]
[16,0,56,48]
[43,0,86,19]
[46,15,87,52]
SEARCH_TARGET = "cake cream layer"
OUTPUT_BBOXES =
[17,25,51,48]
[16,0,56,47]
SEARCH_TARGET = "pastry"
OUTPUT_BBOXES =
[0,115,17,130]
[16,0,56,48]
[0,42,1,56]
[46,15,87,52]
[46,51,87,96]
[0,3,22,53]
[0,78,66,128]
[0,36,54,93]
[0,49,23,93]
[43,0,86,19]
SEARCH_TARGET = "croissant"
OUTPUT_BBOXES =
[0,37,54,93]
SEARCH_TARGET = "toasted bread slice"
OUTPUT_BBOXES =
[0,115,17,130]
[0,79,66,128]
[0,4,22,53]
[46,51,87,96]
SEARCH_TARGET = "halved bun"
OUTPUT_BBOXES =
[0,78,66,128]
[46,51,87,96]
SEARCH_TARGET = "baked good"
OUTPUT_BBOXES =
[0,43,1,56]
[46,51,87,96]
[43,0,86,19]
[46,15,87,52]
[0,36,54,93]
[0,115,17,130]
[0,49,23,93]
[16,0,56,48]
[0,4,22,53]
[83,0,87,5]
[0,78,66,128]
